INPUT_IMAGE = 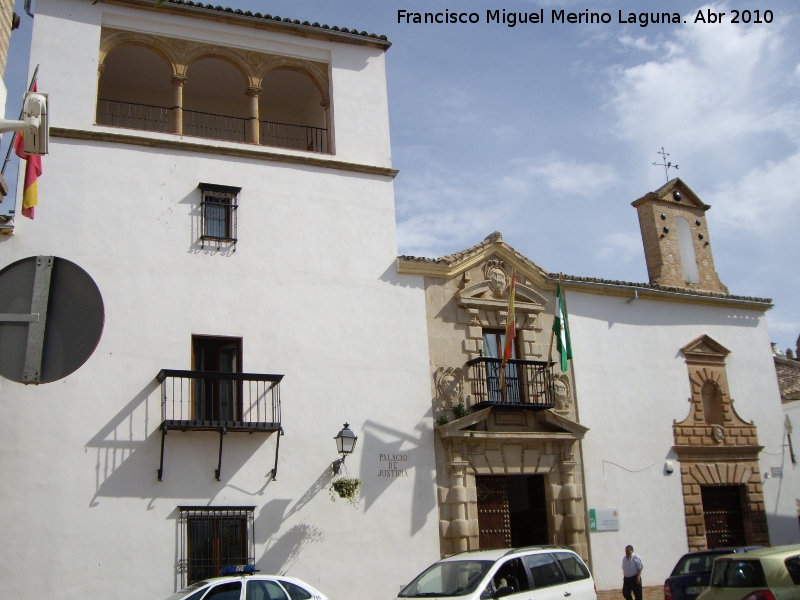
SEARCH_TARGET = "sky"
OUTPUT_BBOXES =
[1,0,799,352]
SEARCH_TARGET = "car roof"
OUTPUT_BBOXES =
[439,546,576,563]
[196,574,310,587]
[714,544,800,560]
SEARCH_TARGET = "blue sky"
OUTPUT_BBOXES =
[2,0,799,352]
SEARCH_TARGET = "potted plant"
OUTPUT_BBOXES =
[330,476,362,506]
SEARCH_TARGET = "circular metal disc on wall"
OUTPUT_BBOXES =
[0,256,105,384]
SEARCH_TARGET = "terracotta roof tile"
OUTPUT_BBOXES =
[775,356,800,402]
[165,0,391,44]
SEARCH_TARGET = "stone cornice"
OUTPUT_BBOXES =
[438,430,582,441]
[673,444,764,461]
[50,127,399,179]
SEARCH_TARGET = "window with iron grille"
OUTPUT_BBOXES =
[199,183,240,246]
[179,507,255,586]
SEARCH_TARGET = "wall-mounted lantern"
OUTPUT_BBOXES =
[333,423,358,475]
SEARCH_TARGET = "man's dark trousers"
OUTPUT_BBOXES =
[622,576,642,600]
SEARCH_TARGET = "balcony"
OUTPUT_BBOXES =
[157,369,282,432]
[97,40,331,153]
[466,357,556,410]
[156,369,284,481]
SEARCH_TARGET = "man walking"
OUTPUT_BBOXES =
[622,545,643,600]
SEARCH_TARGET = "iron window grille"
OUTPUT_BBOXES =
[199,183,241,249]
[178,506,255,587]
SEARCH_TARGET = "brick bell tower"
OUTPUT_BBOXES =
[632,178,728,293]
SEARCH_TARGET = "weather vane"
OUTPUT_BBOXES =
[653,147,678,182]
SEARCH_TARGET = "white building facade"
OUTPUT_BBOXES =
[0,2,441,599]
[398,179,797,591]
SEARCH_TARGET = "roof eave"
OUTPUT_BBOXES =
[99,0,393,50]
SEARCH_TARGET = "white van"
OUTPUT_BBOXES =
[397,546,597,600]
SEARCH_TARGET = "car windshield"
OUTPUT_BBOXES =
[163,581,210,600]
[399,561,494,597]
[672,554,719,576]
[711,560,767,588]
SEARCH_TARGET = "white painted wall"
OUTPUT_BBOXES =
[0,2,436,600]
[568,291,796,589]
[29,0,392,168]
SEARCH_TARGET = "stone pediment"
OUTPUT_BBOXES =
[682,335,730,365]
[437,407,587,440]
[631,178,710,211]
[456,280,546,314]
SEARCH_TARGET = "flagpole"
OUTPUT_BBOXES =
[547,273,561,365]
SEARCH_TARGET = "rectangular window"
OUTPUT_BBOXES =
[192,335,242,422]
[199,183,240,244]
[179,507,255,586]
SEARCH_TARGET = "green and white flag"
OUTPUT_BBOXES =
[553,282,572,372]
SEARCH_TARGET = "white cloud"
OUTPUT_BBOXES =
[618,35,658,52]
[611,4,798,151]
[767,314,800,337]
[596,232,642,263]
[501,157,617,197]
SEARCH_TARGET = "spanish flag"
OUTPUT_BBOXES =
[13,82,42,220]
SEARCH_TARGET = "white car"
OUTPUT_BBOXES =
[398,546,596,600]
[165,569,327,600]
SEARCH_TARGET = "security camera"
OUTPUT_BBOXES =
[21,92,48,155]
[664,460,674,475]
[0,91,49,155]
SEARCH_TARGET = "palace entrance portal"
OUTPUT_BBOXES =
[476,475,548,549]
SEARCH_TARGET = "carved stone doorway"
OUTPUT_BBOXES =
[477,475,548,549]
[701,485,747,548]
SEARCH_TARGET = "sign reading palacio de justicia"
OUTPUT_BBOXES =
[378,453,409,477]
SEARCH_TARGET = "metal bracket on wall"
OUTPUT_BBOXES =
[271,428,283,480]
[157,423,168,481]
[215,427,227,481]
[0,255,53,384]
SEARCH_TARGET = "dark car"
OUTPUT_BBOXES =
[665,548,763,600]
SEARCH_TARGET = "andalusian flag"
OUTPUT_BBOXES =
[553,282,572,371]
[13,82,42,220]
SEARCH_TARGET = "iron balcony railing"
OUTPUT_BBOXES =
[259,119,327,153]
[96,99,329,153]
[466,357,557,409]
[96,98,171,133]
[157,369,282,432]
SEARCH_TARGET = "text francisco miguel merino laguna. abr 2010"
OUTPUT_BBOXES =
[397,8,774,27]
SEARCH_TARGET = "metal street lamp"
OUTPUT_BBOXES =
[333,422,357,475]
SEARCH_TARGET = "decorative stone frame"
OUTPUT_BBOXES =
[436,408,589,561]
[673,335,769,550]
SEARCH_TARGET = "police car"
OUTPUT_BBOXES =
[164,566,328,600]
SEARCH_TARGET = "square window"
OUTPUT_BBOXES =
[199,183,240,246]
[179,507,255,586]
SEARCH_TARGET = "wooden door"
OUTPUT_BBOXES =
[477,475,512,549]
[701,485,746,548]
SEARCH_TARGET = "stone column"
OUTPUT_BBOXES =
[442,460,472,553]
[246,86,261,144]
[560,452,585,555]
[171,75,186,135]
[321,97,332,153]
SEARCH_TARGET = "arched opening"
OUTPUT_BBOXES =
[676,216,700,284]
[183,58,249,142]
[259,69,328,152]
[97,45,173,132]
[701,381,724,425]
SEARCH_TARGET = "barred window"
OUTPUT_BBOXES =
[199,183,240,246]
[179,506,255,586]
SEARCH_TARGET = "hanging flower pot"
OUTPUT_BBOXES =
[330,477,362,506]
